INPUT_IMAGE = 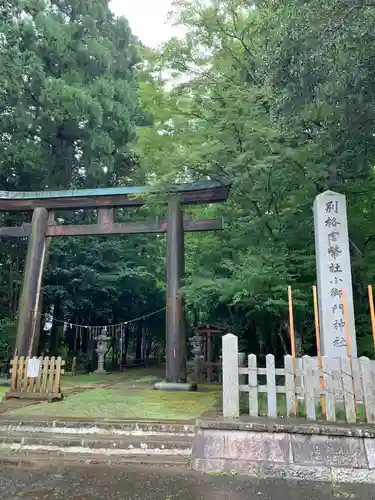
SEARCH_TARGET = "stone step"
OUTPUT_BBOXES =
[0,449,190,468]
[0,418,196,437]
[0,431,192,456]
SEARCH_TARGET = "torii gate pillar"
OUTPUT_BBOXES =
[155,196,196,390]
[15,207,49,357]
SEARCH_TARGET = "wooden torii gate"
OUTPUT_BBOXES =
[0,180,229,391]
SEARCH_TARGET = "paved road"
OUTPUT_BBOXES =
[0,462,374,499]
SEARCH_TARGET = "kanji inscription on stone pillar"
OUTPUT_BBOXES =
[313,191,357,357]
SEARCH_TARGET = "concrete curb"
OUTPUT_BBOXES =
[0,418,194,463]
[0,419,196,436]
[0,450,190,467]
[192,417,375,483]
[196,416,375,438]
[0,432,192,452]
[0,442,191,457]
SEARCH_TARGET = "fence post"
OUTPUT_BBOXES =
[248,354,258,417]
[266,354,277,417]
[340,356,356,424]
[359,357,375,423]
[322,356,336,421]
[222,333,239,418]
[303,355,316,421]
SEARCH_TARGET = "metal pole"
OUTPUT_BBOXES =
[15,208,49,356]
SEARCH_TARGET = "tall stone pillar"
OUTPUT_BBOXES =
[15,207,49,357]
[313,191,357,357]
[155,196,196,391]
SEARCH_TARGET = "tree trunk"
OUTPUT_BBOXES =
[277,321,289,355]
[281,319,303,357]
[295,329,303,357]
[135,325,142,361]
[9,251,13,318]
[49,301,62,354]
[123,326,129,366]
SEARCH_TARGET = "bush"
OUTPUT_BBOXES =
[0,318,16,363]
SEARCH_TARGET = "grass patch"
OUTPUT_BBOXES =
[0,387,7,401]
[134,376,163,384]
[6,385,221,420]
[60,368,161,389]
[60,373,123,388]
[240,392,366,422]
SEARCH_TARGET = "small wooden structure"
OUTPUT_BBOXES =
[197,324,226,382]
[5,356,65,402]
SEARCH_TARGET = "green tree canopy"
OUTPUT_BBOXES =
[135,0,375,357]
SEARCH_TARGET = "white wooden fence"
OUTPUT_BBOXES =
[222,333,375,423]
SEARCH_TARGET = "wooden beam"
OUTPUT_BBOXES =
[0,218,224,238]
[0,181,230,211]
[0,224,31,238]
[47,218,223,237]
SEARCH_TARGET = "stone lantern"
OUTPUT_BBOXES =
[95,327,111,374]
[190,334,204,383]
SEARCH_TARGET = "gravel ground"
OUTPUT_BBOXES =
[0,462,374,500]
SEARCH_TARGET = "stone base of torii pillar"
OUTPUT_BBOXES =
[154,381,197,391]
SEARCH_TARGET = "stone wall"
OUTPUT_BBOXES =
[192,417,375,483]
